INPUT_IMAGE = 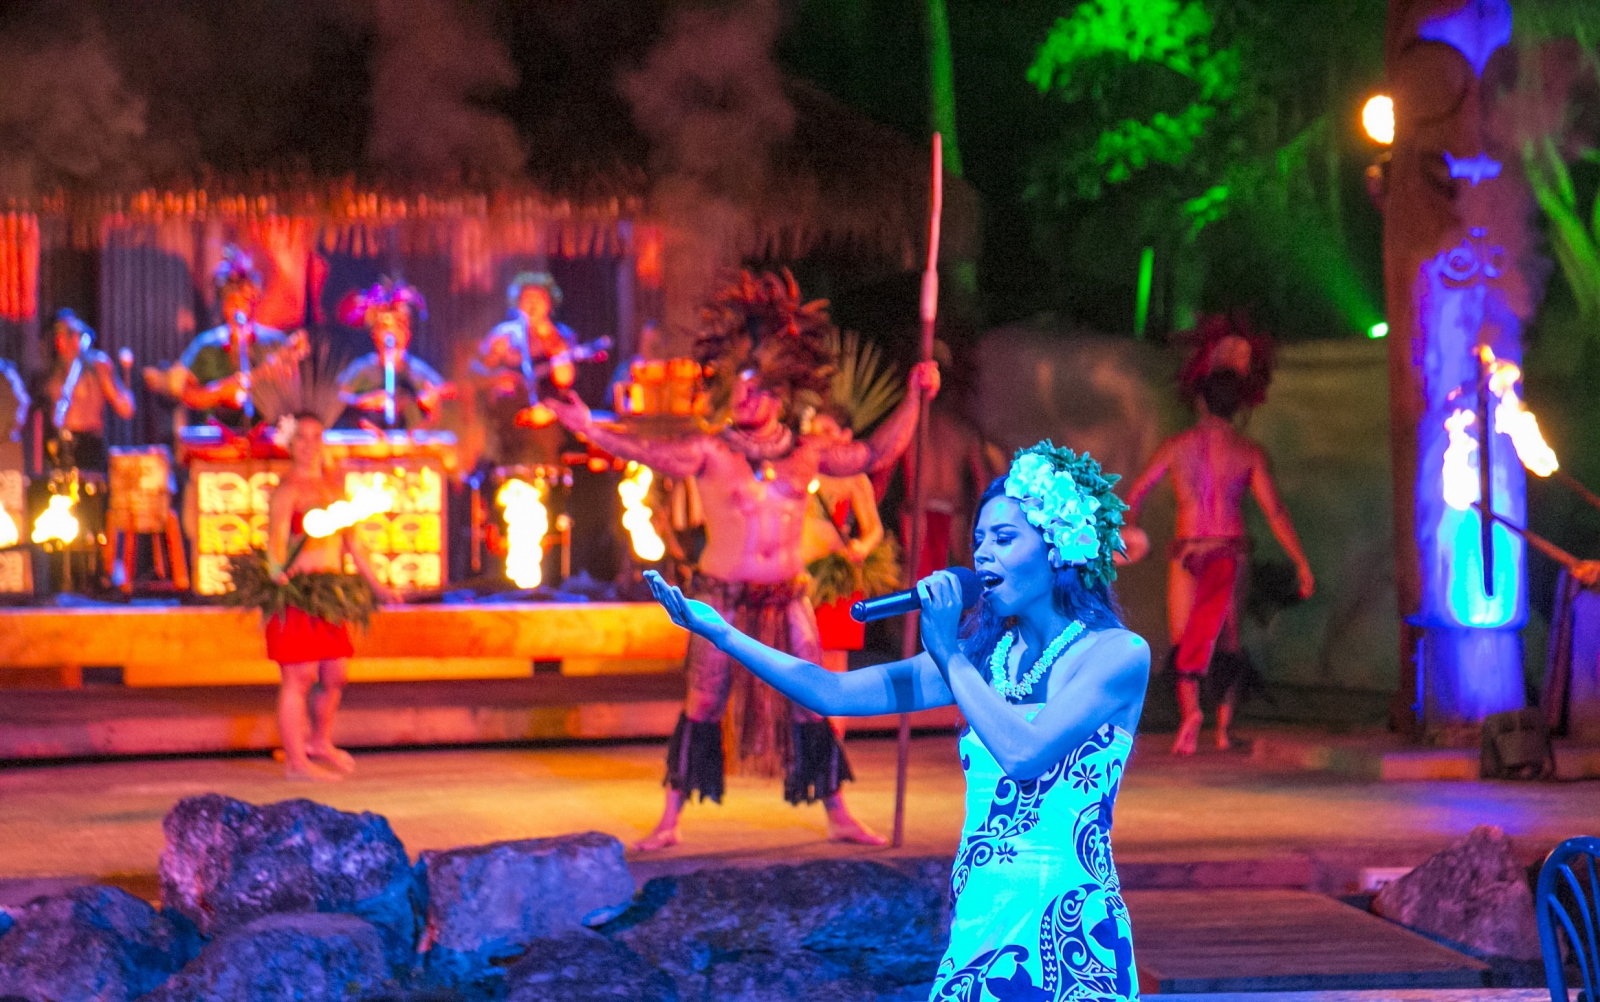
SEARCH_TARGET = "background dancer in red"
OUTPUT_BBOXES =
[1122,318,1313,755]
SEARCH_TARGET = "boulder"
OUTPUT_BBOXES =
[418,832,635,988]
[503,930,675,1002]
[143,912,392,1002]
[605,860,949,1000]
[1372,824,1540,961]
[159,795,420,969]
[0,885,199,1002]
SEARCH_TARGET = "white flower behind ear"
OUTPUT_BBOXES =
[271,415,295,450]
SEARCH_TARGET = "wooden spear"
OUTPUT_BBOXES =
[893,133,942,849]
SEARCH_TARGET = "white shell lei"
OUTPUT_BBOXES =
[988,621,1086,701]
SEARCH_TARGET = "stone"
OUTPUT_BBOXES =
[604,860,949,1000]
[158,794,420,970]
[1372,824,1540,961]
[418,831,635,989]
[503,930,675,1002]
[143,912,392,1002]
[0,885,199,1002]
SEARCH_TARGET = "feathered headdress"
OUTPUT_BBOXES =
[1177,312,1274,408]
[213,246,262,299]
[694,269,838,420]
[336,279,428,328]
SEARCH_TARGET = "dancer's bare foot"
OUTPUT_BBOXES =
[632,826,681,852]
[1215,730,1232,751]
[1171,714,1202,756]
[308,745,357,774]
[283,760,343,782]
[827,817,889,846]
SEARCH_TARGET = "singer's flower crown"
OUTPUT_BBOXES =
[1003,441,1128,589]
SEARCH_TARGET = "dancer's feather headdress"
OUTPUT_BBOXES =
[694,269,838,421]
[1177,312,1274,408]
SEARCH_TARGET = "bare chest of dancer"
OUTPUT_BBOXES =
[695,438,821,584]
[278,477,348,574]
[1168,423,1261,539]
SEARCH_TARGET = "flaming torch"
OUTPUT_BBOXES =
[0,506,20,548]
[618,462,665,562]
[497,478,549,589]
[301,478,396,539]
[32,494,80,546]
[1442,409,1480,512]
[1481,347,1558,477]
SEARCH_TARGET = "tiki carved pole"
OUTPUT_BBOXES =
[1380,0,1537,734]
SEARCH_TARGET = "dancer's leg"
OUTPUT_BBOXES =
[637,599,734,852]
[307,658,355,774]
[1168,561,1202,755]
[278,662,336,781]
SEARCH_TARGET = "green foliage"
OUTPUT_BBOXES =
[807,534,904,607]
[828,330,903,433]
[223,552,378,630]
[1027,0,1240,221]
[1525,140,1600,323]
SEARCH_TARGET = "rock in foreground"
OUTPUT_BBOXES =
[159,794,420,968]
[503,930,675,1002]
[0,885,198,1002]
[1373,824,1539,961]
[607,859,949,1001]
[143,912,392,1002]
[419,832,635,988]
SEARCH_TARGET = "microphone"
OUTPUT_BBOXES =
[851,567,982,623]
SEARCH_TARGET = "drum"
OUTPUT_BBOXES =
[108,446,174,534]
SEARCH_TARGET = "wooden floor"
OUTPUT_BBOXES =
[1126,889,1489,994]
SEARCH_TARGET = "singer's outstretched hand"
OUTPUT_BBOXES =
[915,569,965,666]
[645,571,729,641]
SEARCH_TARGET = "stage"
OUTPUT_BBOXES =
[0,600,690,687]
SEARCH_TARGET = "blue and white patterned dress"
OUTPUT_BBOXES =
[930,715,1138,1002]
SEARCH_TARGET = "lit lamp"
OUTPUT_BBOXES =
[1362,94,1395,145]
[1363,94,1394,209]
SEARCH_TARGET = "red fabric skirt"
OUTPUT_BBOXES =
[814,592,866,651]
[264,607,354,665]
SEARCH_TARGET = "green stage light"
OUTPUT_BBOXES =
[1368,322,1389,339]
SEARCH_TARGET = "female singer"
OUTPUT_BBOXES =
[644,441,1148,1001]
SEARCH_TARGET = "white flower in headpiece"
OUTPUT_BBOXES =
[1004,456,1102,568]
[271,415,296,450]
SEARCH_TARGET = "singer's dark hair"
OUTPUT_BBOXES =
[958,477,1124,682]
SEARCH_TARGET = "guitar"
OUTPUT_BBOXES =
[514,337,611,428]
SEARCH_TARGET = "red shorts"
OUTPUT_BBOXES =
[264,607,354,665]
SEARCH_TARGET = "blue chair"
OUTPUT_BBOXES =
[1537,836,1600,1002]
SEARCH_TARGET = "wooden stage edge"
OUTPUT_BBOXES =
[0,601,691,687]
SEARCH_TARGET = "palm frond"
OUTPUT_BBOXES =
[830,330,903,433]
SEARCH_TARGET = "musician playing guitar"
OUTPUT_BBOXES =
[36,309,134,475]
[471,271,608,464]
[145,247,304,430]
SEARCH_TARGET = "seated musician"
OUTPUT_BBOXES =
[334,280,452,429]
[0,354,27,445]
[146,246,289,430]
[33,309,134,476]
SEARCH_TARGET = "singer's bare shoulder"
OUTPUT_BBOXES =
[1080,629,1152,674]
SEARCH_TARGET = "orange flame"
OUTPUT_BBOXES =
[0,506,19,548]
[302,478,396,538]
[1480,347,1558,477]
[618,463,665,562]
[497,478,548,588]
[32,494,79,545]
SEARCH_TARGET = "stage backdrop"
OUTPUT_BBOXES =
[973,329,1401,715]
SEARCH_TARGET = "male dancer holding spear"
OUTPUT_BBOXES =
[547,270,937,851]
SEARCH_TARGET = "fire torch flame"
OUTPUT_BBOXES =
[0,507,20,548]
[1442,409,1480,512]
[618,462,666,562]
[497,478,548,588]
[1481,347,1559,477]
[302,478,396,539]
[32,494,80,545]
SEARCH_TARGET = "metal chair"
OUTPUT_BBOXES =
[1537,836,1600,1002]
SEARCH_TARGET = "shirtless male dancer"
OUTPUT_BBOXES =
[1121,327,1313,755]
[546,270,937,850]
